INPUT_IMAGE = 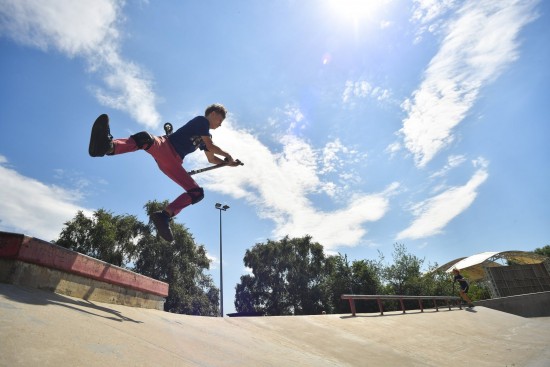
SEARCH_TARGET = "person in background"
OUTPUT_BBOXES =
[452,268,475,308]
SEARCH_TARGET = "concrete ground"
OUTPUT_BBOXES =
[1,283,549,367]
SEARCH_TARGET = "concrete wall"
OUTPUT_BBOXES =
[475,291,550,317]
[0,259,166,310]
[0,231,168,310]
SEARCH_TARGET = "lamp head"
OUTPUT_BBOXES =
[215,203,230,211]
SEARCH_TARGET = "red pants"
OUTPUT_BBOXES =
[113,136,200,216]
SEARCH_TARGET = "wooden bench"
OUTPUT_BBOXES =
[341,294,463,316]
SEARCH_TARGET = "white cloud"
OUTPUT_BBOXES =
[396,159,489,240]
[430,154,467,178]
[0,156,92,241]
[412,0,456,24]
[207,253,219,270]
[473,156,489,169]
[385,141,402,159]
[411,0,458,41]
[266,104,308,136]
[320,139,346,174]
[400,0,539,167]
[192,122,398,249]
[319,139,362,173]
[0,0,160,128]
[380,20,392,29]
[342,80,391,105]
[318,140,366,198]
[284,104,305,124]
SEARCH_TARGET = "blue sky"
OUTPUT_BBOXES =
[1,0,548,314]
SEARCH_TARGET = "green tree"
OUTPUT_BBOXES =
[323,254,353,314]
[534,245,550,258]
[383,243,424,295]
[234,272,258,314]
[56,209,143,267]
[324,254,383,313]
[466,282,492,301]
[380,243,424,311]
[235,235,329,315]
[420,265,453,297]
[350,259,383,312]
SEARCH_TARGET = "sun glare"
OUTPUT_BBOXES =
[327,0,385,23]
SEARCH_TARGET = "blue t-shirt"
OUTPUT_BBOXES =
[453,274,469,289]
[168,116,210,159]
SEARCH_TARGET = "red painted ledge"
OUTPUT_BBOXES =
[0,231,168,297]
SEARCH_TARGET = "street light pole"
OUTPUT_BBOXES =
[215,203,229,317]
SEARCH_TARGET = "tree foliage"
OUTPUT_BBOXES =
[323,254,382,313]
[382,243,423,296]
[55,201,219,316]
[534,245,550,258]
[56,209,144,267]
[235,235,328,315]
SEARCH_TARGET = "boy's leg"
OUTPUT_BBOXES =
[147,136,203,214]
[150,179,198,243]
[112,137,139,154]
[111,131,155,154]
[146,136,204,241]
[460,290,474,307]
[89,114,145,156]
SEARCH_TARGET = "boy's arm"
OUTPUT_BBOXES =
[204,150,225,165]
[201,136,240,166]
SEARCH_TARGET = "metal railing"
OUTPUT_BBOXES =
[341,294,463,316]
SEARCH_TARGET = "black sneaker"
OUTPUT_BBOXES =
[89,114,114,157]
[151,211,174,242]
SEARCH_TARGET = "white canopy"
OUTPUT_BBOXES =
[438,251,548,281]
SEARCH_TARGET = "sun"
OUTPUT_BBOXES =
[326,0,386,23]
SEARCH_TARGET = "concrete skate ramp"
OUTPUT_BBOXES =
[1,284,549,367]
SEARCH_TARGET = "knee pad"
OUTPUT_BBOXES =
[188,187,204,204]
[130,131,154,150]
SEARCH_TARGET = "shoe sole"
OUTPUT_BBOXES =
[89,114,112,157]
[151,212,174,242]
